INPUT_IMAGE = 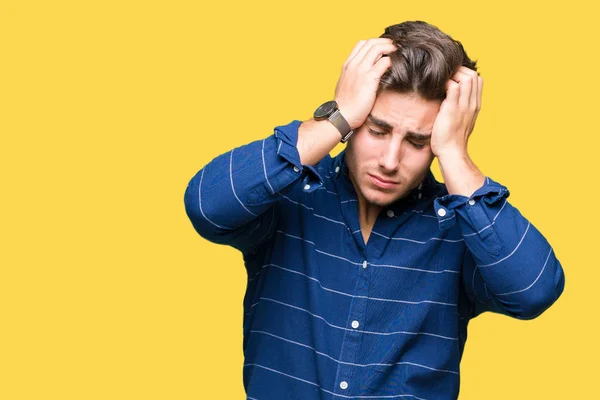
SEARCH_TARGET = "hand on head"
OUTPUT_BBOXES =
[430,66,483,159]
[334,38,396,130]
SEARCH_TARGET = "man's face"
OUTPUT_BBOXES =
[345,90,441,209]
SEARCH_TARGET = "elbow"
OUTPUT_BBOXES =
[183,172,227,243]
[513,268,566,320]
[514,293,558,321]
[184,177,207,236]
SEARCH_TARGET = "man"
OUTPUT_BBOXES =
[184,21,565,400]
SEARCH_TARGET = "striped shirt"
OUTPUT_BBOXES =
[184,120,565,400]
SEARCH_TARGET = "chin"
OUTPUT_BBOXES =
[364,188,403,207]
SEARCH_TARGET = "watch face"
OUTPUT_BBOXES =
[314,100,338,120]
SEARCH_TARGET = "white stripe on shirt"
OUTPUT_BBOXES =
[495,248,553,296]
[477,222,531,268]
[230,149,257,216]
[261,297,457,341]
[244,363,429,399]
[251,329,460,374]
[198,168,234,230]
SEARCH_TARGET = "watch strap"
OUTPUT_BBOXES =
[329,109,354,143]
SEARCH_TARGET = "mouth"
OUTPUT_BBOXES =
[368,174,399,189]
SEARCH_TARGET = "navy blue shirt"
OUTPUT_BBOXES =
[184,120,565,400]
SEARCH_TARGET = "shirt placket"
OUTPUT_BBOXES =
[333,255,370,396]
[330,156,371,395]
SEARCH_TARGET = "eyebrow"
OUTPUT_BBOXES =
[367,113,431,140]
[406,131,431,141]
[367,114,394,132]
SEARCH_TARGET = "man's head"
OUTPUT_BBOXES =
[378,21,477,100]
[345,21,476,211]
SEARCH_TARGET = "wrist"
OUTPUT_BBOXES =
[438,153,485,197]
[334,99,361,130]
[434,146,468,164]
[297,119,343,166]
[314,100,354,142]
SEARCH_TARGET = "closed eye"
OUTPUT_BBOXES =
[368,128,386,137]
[369,127,427,149]
[409,141,426,149]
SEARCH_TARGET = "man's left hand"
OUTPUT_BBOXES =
[430,66,482,160]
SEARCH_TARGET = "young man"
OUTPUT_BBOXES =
[184,21,565,400]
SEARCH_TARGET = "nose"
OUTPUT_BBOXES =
[378,136,402,173]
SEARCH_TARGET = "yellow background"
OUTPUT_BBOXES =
[1,0,597,398]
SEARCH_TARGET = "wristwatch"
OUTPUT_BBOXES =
[313,100,354,143]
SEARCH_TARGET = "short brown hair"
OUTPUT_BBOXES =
[378,21,477,101]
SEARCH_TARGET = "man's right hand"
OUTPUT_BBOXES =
[334,38,397,130]
[297,39,396,166]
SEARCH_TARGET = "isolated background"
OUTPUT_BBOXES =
[2,0,597,398]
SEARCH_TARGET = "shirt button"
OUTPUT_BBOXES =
[437,208,447,217]
[351,320,360,329]
[335,166,340,173]
[362,261,367,269]
[293,166,300,173]
[386,210,394,217]
[468,199,476,206]
[340,381,348,390]
[304,184,310,191]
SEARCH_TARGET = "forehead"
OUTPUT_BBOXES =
[370,91,441,131]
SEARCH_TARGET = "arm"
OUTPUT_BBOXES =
[183,121,316,254]
[184,39,397,254]
[431,67,565,319]
[435,178,565,319]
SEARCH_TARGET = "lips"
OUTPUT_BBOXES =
[369,174,399,189]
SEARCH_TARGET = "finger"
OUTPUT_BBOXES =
[445,79,460,105]
[363,43,397,67]
[464,70,478,112]
[462,67,479,113]
[469,75,483,135]
[452,69,473,110]
[349,38,393,67]
[343,40,367,68]
[371,55,393,79]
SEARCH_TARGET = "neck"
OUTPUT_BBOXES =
[357,197,381,244]
[357,196,381,229]
[349,171,383,244]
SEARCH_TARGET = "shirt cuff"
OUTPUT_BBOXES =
[272,120,323,194]
[433,177,510,231]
